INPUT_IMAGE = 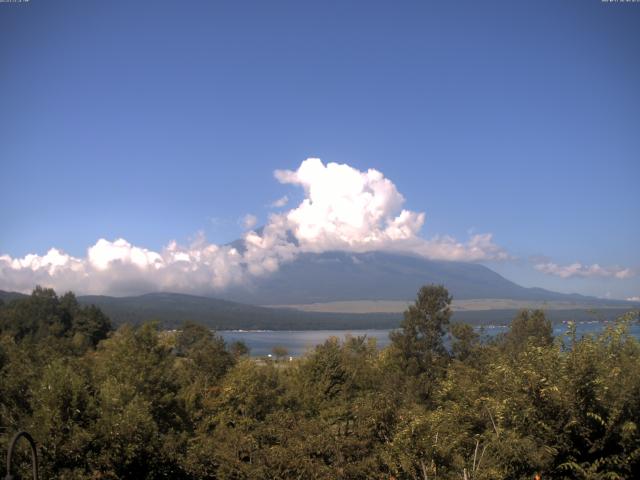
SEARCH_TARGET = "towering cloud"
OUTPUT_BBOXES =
[274,158,424,252]
[1,158,513,295]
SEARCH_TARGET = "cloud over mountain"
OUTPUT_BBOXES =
[1,158,516,295]
[274,158,425,252]
[534,261,635,279]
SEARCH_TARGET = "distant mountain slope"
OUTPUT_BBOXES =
[2,289,636,330]
[76,292,401,330]
[2,249,637,330]
[0,290,27,303]
[220,251,617,305]
[73,294,637,330]
[2,289,402,329]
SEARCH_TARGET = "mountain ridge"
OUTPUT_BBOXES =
[2,250,635,307]
[2,250,637,330]
[219,250,628,305]
[2,289,636,331]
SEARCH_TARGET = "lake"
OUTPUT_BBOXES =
[220,321,640,357]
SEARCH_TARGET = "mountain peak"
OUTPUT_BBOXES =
[218,250,609,305]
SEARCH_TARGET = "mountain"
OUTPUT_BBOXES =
[70,293,640,329]
[1,288,400,329]
[220,250,620,305]
[2,250,637,330]
[1,289,635,331]
[0,290,27,303]
[1,251,627,308]
[76,292,400,330]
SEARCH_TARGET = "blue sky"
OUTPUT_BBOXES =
[1,0,639,299]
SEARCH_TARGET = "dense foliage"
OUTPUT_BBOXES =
[1,286,639,479]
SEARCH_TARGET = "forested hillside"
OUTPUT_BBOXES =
[1,287,639,479]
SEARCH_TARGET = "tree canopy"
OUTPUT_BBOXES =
[1,286,639,479]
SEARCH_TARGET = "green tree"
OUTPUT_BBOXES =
[174,321,235,426]
[0,287,111,348]
[450,322,480,363]
[89,323,188,478]
[389,284,452,401]
[70,303,111,348]
[504,309,553,352]
[229,340,250,358]
[175,322,233,380]
[29,358,95,478]
[272,345,289,361]
[0,286,71,341]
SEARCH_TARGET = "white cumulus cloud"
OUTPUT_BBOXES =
[534,262,636,279]
[274,158,425,252]
[88,238,164,271]
[270,195,289,208]
[0,238,248,296]
[241,214,258,230]
[411,233,511,262]
[273,158,509,261]
[1,157,512,295]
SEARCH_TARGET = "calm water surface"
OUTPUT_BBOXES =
[220,322,640,357]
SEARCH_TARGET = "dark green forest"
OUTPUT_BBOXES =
[1,286,639,479]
